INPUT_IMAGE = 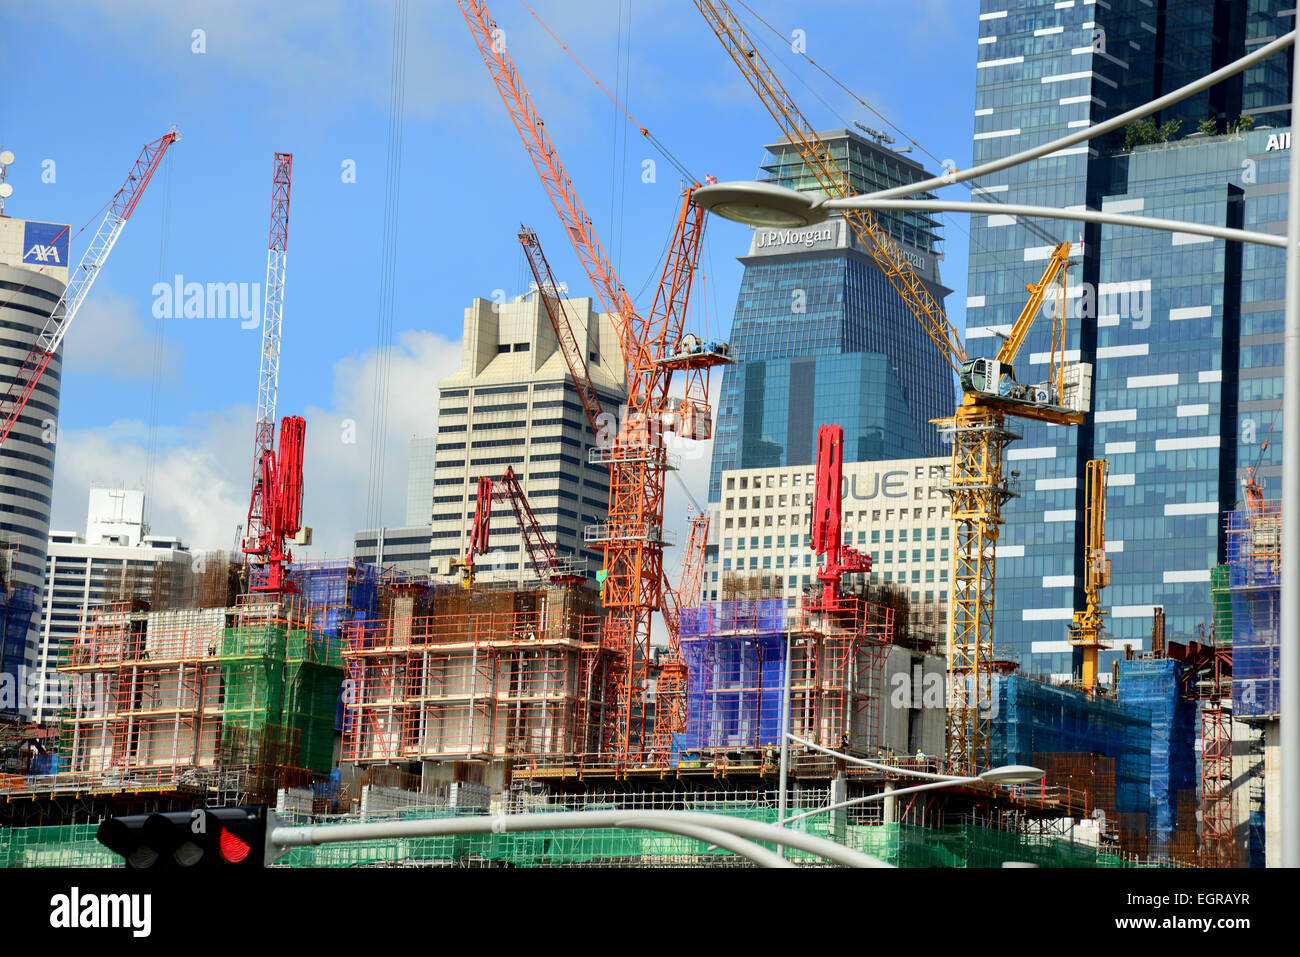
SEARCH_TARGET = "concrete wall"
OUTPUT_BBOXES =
[878,646,946,757]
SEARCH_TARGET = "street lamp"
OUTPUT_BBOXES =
[779,755,1045,827]
[692,179,831,228]
[694,181,1283,249]
[773,734,1044,827]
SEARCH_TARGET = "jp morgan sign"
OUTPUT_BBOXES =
[753,221,840,252]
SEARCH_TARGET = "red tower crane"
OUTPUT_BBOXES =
[460,0,729,765]
[0,129,179,447]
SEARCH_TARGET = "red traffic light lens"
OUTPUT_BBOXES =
[218,827,252,864]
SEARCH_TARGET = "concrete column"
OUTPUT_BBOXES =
[830,772,848,844]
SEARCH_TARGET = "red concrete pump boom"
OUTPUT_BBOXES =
[808,424,871,613]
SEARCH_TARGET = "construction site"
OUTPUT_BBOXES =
[0,0,1291,872]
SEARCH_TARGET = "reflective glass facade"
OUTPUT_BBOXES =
[967,0,1292,677]
[708,129,953,501]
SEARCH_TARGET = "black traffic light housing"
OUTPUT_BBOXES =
[97,805,283,869]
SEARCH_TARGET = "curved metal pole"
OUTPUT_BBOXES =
[270,808,893,868]
[787,733,966,782]
[613,816,792,868]
[783,777,983,826]
[1281,31,1300,871]
[820,198,1284,249]
[866,30,1295,200]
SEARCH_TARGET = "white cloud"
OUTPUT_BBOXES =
[50,329,457,557]
[61,291,184,384]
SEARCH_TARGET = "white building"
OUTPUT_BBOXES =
[35,488,191,722]
[429,288,627,586]
[707,455,953,647]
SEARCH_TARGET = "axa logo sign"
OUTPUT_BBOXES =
[22,221,70,267]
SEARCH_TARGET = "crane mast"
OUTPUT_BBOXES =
[461,0,723,766]
[246,152,293,552]
[1068,458,1111,693]
[693,0,1091,772]
[0,129,179,447]
[656,509,711,747]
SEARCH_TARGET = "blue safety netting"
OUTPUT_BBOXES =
[288,560,380,732]
[0,585,36,708]
[1225,509,1280,718]
[680,600,787,751]
[1116,658,1196,850]
[991,674,1152,815]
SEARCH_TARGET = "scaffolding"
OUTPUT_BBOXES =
[676,597,894,763]
[341,584,613,769]
[1226,503,1280,719]
[51,594,344,789]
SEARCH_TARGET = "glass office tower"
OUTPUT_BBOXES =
[967,0,1292,677]
[707,129,953,502]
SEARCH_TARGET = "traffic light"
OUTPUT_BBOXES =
[97,806,284,869]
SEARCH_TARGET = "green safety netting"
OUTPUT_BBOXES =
[0,812,1171,869]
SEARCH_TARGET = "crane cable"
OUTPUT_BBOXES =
[732,0,1064,250]
[364,0,409,531]
[143,151,174,532]
[518,0,698,184]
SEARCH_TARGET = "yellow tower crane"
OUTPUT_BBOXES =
[1068,458,1112,693]
[692,0,1092,773]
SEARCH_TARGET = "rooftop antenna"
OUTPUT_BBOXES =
[0,150,15,216]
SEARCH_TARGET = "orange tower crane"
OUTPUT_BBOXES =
[523,225,703,748]
[460,0,729,767]
[693,0,1091,772]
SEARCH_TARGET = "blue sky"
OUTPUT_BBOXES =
[4,0,980,560]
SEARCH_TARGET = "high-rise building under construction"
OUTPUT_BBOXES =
[707,128,954,503]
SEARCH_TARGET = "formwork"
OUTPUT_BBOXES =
[1116,658,1197,855]
[677,597,894,761]
[1226,504,1280,718]
[991,675,1151,817]
[341,584,612,769]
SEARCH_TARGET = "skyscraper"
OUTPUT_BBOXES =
[428,288,626,585]
[0,214,69,709]
[966,0,1293,677]
[707,129,953,502]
